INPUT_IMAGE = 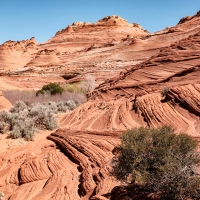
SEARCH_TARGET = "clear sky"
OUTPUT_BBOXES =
[0,0,200,44]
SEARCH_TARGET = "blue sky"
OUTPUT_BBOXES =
[0,0,200,44]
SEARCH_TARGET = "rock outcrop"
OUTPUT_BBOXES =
[0,37,38,71]
[1,12,200,84]
[27,49,61,66]
[0,130,120,200]
[61,30,200,136]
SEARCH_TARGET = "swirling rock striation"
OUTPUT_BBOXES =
[0,130,120,200]
[61,30,200,136]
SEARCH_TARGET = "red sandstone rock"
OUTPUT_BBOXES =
[0,91,12,110]
[61,29,200,135]
[0,130,120,200]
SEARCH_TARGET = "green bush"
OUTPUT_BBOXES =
[36,89,45,96]
[36,83,64,96]
[112,126,200,199]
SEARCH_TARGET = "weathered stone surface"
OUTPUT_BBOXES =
[0,91,12,110]
[0,130,119,200]
[61,29,200,136]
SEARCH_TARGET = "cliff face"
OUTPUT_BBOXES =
[0,12,200,200]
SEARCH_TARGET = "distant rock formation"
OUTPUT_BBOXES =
[0,37,38,70]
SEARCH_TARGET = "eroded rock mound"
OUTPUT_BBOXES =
[0,37,38,71]
[95,15,131,26]
[27,49,61,66]
[0,130,120,200]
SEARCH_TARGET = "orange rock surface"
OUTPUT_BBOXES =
[0,91,12,110]
[0,130,120,200]
[62,30,200,136]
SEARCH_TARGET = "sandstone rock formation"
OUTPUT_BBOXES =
[0,37,38,71]
[1,13,200,85]
[61,30,200,136]
[0,130,120,200]
[27,49,61,67]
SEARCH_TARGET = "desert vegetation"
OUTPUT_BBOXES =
[0,100,78,141]
[3,76,96,106]
[36,82,64,96]
[79,74,97,94]
[161,87,169,97]
[0,192,4,200]
[112,126,200,200]
[0,78,97,141]
[64,82,82,93]
[2,89,87,105]
[63,75,96,94]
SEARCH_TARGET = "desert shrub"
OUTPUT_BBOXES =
[65,100,77,110]
[29,103,57,130]
[0,192,4,200]
[36,89,45,96]
[10,100,27,113]
[112,126,200,200]
[56,100,77,112]
[10,118,35,141]
[43,109,57,130]
[64,82,82,93]
[36,82,64,96]
[79,75,96,94]
[42,101,58,113]
[161,87,169,97]
[0,121,6,133]
[57,102,69,112]
[10,125,21,139]
[0,99,79,140]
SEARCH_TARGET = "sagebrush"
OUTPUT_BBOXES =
[0,100,79,141]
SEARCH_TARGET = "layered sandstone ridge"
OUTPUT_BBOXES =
[61,31,200,136]
[1,13,200,84]
[0,130,119,200]
[39,12,200,83]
